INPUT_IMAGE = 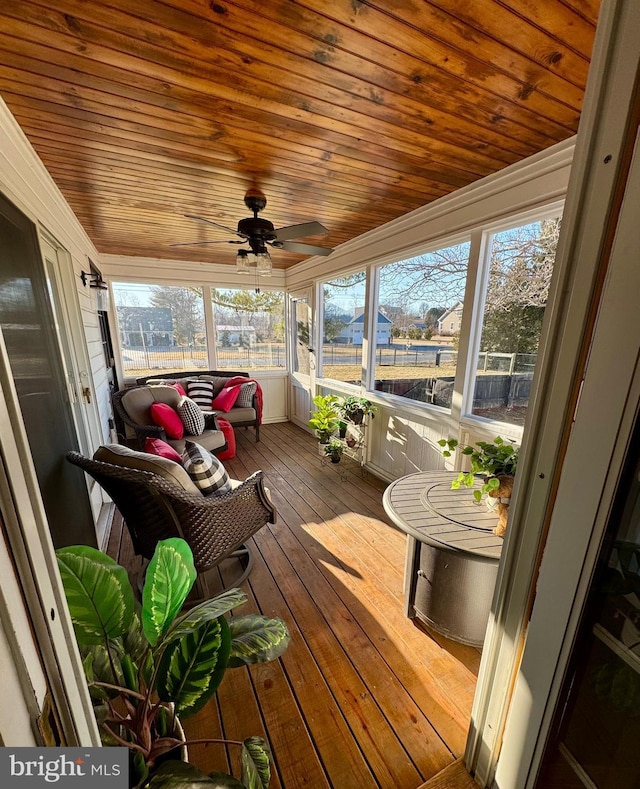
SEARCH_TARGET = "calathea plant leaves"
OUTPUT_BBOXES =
[227,615,291,668]
[241,737,271,789]
[162,588,247,647]
[142,538,197,646]
[155,616,231,719]
[56,545,134,644]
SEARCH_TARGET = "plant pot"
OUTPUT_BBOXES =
[329,455,341,463]
[346,436,357,448]
[338,425,347,438]
[349,412,364,425]
[489,475,514,538]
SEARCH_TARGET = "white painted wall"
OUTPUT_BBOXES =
[0,97,113,534]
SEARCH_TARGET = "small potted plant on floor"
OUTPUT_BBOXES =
[323,438,345,463]
[438,436,519,537]
[308,393,341,443]
[339,395,376,425]
[56,537,290,788]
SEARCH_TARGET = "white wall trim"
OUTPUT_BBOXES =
[101,254,287,291]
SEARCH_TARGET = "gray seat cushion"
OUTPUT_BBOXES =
[94,443,199,494]
[166,429,226,455]
[221,406,257,425]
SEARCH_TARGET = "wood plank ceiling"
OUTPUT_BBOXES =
[0,0,600,270]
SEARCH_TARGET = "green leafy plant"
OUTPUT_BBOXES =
[307,394,341,442]
[438,436,519,502]
[323,438,344,461]
[56,538,290,789]
[339,396,376,425]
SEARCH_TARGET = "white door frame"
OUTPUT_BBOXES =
[40,235,99,457]
[467,1,640,784]
[288,287,315,429]
[0,328,100,746]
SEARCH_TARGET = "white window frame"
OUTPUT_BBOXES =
[458,201,565,436]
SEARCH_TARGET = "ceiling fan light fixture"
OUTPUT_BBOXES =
[256,250,272,276]
[236,250,251,273]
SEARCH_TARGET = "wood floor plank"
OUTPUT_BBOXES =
[260,501,473,756]
[246,537,377,788]
[237,428,407,571]
[417,758,479,789]
[107,421,481,788]
[252,522,454,784]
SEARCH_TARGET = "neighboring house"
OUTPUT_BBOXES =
[336,310,392,345]
[216,324,256,346]
[437,301,464,335]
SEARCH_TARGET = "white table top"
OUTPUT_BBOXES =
[383,470,504,560]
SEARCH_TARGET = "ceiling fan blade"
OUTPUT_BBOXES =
[184,214,249,239]
[272,221,327,241]
[279,240,333,256]
[169,240,242,247]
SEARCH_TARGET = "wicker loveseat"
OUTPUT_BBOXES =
[137,370,261,441]
[67,444,276,595]
[112,384,226,454]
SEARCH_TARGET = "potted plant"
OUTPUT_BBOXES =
[337,420,348,439]
[323,438,345,463]
[307,393,341,443]
[438,436,519,537]
[56,537,290,788]
[339,396,376,425]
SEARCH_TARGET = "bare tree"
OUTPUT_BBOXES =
[149,286,204,345]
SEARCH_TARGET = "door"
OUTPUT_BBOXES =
[0,192,96,548]
[536,413,640,788]
[41,238,94,458]
[288,289,315,429]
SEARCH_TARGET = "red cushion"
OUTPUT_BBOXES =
[216,418,236,460]
[144,438,182,464]
[169,382,186,396]
[211,384,241,413]
[150,402,184,440]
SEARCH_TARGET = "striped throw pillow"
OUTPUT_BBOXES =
[181,441,231,497]
[186,379,214,411]
[176,396,205,436]
[235,381,257,408]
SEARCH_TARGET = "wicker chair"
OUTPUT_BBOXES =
[67,448,276,597]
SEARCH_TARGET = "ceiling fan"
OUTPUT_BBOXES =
[171,190,333,274]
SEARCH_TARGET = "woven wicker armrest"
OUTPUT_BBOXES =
[147,470,276,572]
[112,390,167,442]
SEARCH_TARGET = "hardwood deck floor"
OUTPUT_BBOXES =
[107,422,480,789]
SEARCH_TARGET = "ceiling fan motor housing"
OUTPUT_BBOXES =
[237,217,277,251]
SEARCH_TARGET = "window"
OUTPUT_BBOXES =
[112,283,206,378]
[470,216,561,426]
[320,272,367,384]
[373,241,470,407]
[212,288,285,370]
